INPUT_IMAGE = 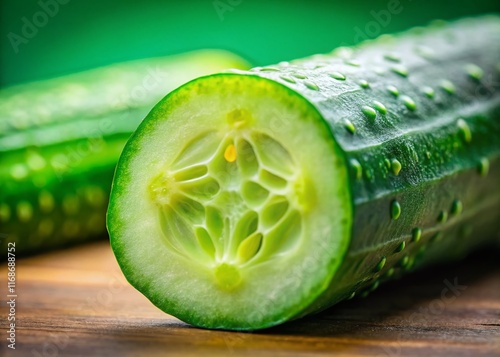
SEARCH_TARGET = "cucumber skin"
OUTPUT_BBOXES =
[0,50,250,257]
[106,17,500,330]
[240,16,500,317]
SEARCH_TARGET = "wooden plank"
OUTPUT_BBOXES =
[1,241,499,356]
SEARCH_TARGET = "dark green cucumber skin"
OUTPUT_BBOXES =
[243,16,500,316]
[0,51,249,257]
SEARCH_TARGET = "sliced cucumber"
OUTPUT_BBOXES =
[108,16,500,330]
[110,75,352,328]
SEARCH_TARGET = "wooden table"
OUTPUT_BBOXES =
[1,241,499,356]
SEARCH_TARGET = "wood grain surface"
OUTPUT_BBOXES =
[0,241,499,357]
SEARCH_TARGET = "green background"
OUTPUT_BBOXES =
[1,0,499,87]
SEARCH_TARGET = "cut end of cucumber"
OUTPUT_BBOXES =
[108,74,352,330]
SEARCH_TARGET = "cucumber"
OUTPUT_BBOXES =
[0,50,250,256]
[108,16,500,330]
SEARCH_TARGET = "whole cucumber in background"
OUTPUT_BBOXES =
[108,16,500,330]
[0,50,250,256]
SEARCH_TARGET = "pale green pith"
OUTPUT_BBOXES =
[147,109,306,288]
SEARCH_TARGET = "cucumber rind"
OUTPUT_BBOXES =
[108,16,500,330]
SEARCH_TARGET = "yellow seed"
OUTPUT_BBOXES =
[214,263,241,290]
[224,144,237,163]
[226,108,252,128]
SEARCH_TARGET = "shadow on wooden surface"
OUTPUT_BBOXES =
[0,241,498,357]
[261,249,499,354]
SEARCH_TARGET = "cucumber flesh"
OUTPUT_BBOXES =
[110,75,352,329]
[108,17,500,330]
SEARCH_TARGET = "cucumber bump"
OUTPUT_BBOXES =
[108,16,500,330]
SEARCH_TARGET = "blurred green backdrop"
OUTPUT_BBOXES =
[1,0,499,87]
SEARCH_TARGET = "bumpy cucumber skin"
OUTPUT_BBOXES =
[241,16,500,317]
[109,17,500,330]
[0,50,250,256]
